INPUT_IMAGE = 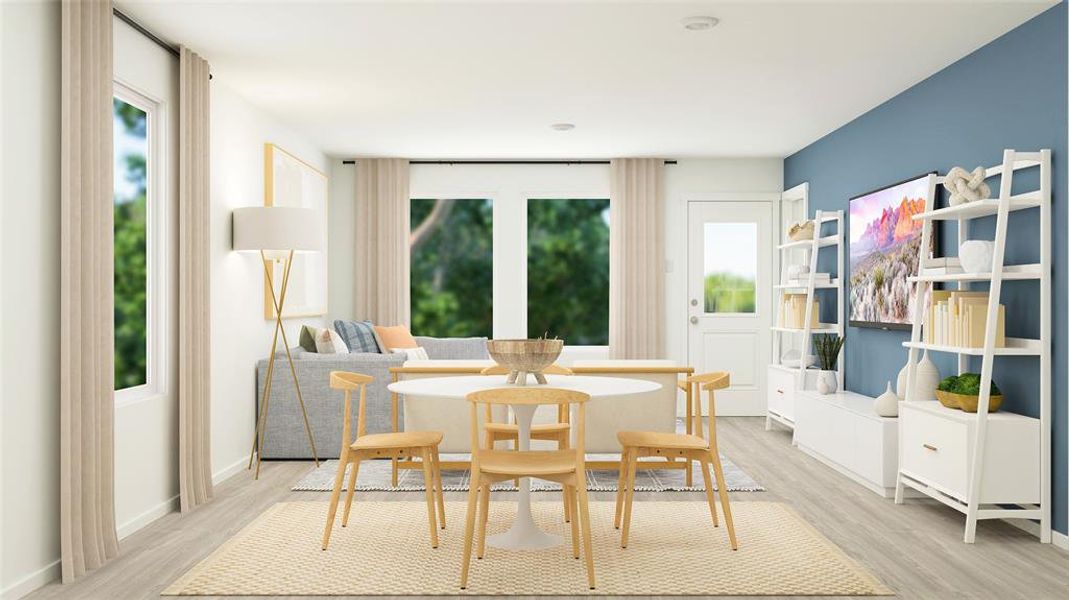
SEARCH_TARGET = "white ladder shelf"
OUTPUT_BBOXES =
[895,149,1051,544]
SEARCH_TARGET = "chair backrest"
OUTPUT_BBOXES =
[330,371,373,442]
[466,387,590,459]
[686,371,730,440]
[479,364,574,424]
[479,363,574,376]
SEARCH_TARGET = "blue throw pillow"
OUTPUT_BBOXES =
[333,319,382,353]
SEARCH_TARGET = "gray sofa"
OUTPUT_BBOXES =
[255,336,489,459]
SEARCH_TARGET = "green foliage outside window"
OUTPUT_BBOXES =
[410,199,493,337]
[527,199,610,345]
[114,98,148,389]
[703,272,756,313]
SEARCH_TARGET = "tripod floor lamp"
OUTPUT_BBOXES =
[233,206,324,479]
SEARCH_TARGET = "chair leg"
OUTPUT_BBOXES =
[512,439,519,488]
[476,479,491,559]
[341,458,362,527]
[710,451,738,550]
[321,454,349,550]
[567,484,580,559]
[420,448,440,548]
[576,477,596,589]
[698,455,719,527]
[459,471,481,589]
[620,451,638,548]
[613,448,630,530]
[561,433,572,523]
[432,447,446,529]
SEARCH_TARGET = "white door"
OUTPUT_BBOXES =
[687,201,773,416]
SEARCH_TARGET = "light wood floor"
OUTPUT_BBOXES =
[26,417,1069,599]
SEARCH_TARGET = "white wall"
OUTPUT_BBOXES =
[210,82,329,484]
[0,1,62,597]
[328,158,783,365]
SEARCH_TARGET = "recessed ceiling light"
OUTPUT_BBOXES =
[550,123,575,131]
[681,16,719,31]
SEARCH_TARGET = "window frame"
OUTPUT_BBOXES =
[113,80,169,406]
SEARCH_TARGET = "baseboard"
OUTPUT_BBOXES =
[117,495,179,540]
[1,559,59,600]
[213,455,248,485]
[1003,518,1069,551]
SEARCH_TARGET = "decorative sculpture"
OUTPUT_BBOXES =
[943,166,991,206]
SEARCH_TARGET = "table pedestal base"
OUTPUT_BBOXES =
[486,505,562,550]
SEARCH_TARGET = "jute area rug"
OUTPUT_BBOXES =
[164,501,891,596]
[293,455,764,493]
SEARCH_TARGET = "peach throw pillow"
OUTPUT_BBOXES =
[374,324,418,350]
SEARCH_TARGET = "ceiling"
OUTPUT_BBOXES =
[118,1,1056,159]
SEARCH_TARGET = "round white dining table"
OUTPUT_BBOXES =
[387,374,661,550]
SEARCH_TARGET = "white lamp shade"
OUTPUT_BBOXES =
[232,206,324,252]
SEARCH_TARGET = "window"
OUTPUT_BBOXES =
[113,96,149,390]
[410,199,493,337]
[702,222,757,313]
[527,199,610,345]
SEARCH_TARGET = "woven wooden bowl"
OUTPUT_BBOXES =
[485,339,564,384]
[935,389,1003,413]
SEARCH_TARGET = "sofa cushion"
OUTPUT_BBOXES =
[298,325,321,353]
[374,324,418,350]
[334,319,382,353]
[415,336,490,360]
[315,328,349,354]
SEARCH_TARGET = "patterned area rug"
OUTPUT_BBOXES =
[164,501,891,596]
[292,453,763,492]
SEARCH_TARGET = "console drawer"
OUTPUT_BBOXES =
[767,366,796,422]
[900,408,969,500]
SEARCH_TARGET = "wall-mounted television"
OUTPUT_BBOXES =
[848,173,935,330]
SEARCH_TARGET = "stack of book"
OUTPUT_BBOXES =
[925,290,1005,347]
[786,272,832,286]
[779,294,820,329]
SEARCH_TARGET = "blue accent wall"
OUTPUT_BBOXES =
[784,3,1068,534]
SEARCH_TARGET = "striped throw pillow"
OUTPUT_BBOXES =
[333,319,382,353]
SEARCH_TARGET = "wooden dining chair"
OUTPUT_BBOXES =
[460,387,596,590]
[615,371,737,551]
[479,363,575,515]
[321,371,446,550]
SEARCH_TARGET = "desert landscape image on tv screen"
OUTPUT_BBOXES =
[848,175,930,329]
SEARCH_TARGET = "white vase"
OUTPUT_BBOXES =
[874,381,899,417]
[914,350,940,402]
[959,240,995,274]
[816,370,837,394]
[895,360,911,398]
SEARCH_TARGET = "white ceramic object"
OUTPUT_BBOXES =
[786,264,810,280]
[959,240,995,274]
[874,381,899,417]
[895,350,940,401]
[816,370,837,394]
[944,166,991,206]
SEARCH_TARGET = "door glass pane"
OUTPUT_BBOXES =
[527,198,609,345]
[410,198,493,337]
[703,222,757,314]
[113,98,148,389]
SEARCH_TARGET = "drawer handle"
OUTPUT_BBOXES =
[922,443,939,452]
[776,389,784,394]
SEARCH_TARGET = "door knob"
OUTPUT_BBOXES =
[690,299,699,306]
[690,316,698,324]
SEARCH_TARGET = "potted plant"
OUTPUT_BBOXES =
[813,334,844,394]
[935,373,1003,412]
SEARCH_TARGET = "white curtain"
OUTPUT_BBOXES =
[609,158,666,359]
[354,158,411,325]
[178,46,213,512]
[60,0,119,581]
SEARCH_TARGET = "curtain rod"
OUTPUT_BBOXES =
[113,8,179,58]
[341,159,678,165]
